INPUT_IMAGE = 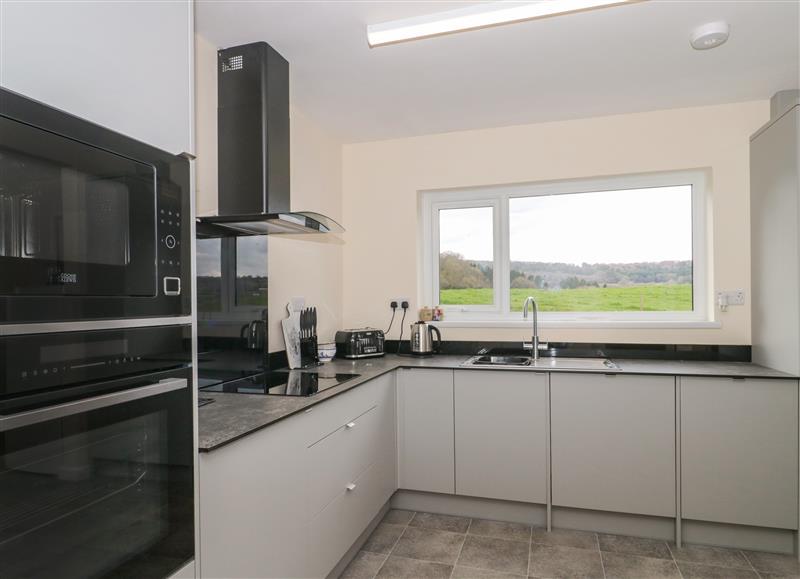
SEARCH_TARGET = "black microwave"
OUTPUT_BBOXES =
[0,87,190,328]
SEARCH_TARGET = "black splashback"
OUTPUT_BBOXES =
[386,340,751,362]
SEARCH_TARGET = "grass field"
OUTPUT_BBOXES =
[439,284,692,312]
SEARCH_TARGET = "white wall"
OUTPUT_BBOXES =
[0,0,193,154]
[342,101,770,345]
[195,34,343,352]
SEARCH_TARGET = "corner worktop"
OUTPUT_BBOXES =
[197,354,794,452]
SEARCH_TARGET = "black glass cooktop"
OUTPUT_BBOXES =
[200,370,360,397]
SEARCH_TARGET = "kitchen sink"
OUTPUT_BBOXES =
[469,355,532,367]
[463,351,620,371]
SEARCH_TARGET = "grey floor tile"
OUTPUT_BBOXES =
[451,565,525,578]
[528,543,604,579]
[676,560,759,579]
[669,543,751,569]
[362,524,405,555]
[742,550,800,577]
[597,533,672,560]
[531,527,598,551]
[392,526,466,565]
[375,555,453,579]
[469,519,531,542]
[457,535,530,576]
[382,509,416,526]
[410,512,472,533]
[602,552,681,579]
[341,551,388,579]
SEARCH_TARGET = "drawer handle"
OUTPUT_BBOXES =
[346,421,356,429]
[346,483,357,492]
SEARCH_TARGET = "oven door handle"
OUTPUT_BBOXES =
[0,378,188,432]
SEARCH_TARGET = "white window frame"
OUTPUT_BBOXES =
[420,170,714,328]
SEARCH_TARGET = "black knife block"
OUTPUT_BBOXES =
[300,336,320,368]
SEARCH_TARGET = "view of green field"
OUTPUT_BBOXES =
[440,284,692,312]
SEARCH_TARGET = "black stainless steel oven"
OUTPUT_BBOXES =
[0,87,190,326]
[0,325,194,579]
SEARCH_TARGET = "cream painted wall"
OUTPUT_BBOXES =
[195,35,343,352]
[342,101,770,345]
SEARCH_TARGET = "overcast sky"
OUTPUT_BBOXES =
[439,185,693,265]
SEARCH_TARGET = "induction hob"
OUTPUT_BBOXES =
[199,370,360,397]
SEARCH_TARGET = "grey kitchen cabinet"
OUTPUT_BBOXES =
[454,370,547,503]
[681,376,799,529]
[751,95,800,375]
[551,373,676,517]
[396,369,455,494]
[0,1,193,154]
[200,374,397,578]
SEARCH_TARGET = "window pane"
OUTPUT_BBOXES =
[235,236,268,307]
[196,238,221,312]
[439,206,494,306]
[509,186,692,312]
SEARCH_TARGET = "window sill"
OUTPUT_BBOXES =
[430,319,722,330]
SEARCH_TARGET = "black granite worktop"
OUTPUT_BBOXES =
[197,354,795,453]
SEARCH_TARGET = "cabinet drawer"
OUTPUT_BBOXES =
[303,401,392,520]
[300,374,392,447]
[301,458,395,578]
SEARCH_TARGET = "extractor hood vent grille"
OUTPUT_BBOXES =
[221,55,243,72]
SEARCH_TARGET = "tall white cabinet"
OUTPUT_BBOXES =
[751,91,800,375]
[0,1,194,154]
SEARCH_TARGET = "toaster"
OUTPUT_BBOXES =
[335,328,385,359]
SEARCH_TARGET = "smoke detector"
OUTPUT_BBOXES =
[690,21,730,50]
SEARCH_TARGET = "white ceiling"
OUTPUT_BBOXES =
[196,0,800,143]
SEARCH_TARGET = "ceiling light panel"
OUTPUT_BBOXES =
[367,0,640,47]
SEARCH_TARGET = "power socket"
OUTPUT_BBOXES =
[390,297,410,310]
[716,289,745,311]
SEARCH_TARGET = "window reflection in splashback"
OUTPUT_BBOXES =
[196,236,268,373]
[236,237,268,307]
[196,238,222,312]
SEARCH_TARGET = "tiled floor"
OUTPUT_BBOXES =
[340,510,800,579]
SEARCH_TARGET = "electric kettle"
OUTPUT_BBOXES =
[409,321,442,356]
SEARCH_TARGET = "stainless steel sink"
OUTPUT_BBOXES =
[469,355,532,367]
[463,353,620,371]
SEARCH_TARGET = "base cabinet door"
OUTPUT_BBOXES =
[681,377,799,529]
[397,369,455,494]
[454,370,547,503]
[551,373,676,517]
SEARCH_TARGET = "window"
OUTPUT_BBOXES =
[196,236,267,319]
[421,171,708,325]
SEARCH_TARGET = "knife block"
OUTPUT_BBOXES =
[300,336,320,368]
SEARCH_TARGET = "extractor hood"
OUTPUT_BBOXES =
[197,42,343,238]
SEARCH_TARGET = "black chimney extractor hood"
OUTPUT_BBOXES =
[197,41,343,237]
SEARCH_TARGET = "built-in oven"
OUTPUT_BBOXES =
[0,87,190,327]
[0,325,194,579]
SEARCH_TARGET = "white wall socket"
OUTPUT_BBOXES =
[390,297,411,309]
[716,290,745,308]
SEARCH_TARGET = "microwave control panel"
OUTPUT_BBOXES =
[158,202,182,295]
